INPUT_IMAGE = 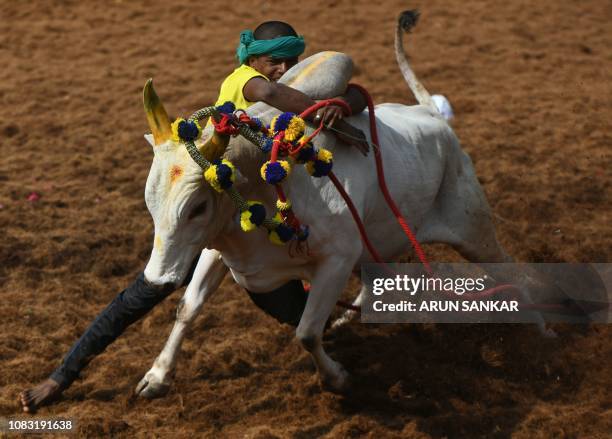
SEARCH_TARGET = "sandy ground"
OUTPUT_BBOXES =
[1,0,610,437]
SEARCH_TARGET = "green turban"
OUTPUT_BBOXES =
[236,30,305,64]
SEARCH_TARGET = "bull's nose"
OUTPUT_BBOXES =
[143,250,196,291]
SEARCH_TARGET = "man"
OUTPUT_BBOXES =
[19,20,367,413]
[215,21,368,151]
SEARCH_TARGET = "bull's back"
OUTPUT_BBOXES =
[349,102,455,205]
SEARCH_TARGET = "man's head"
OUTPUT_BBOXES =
[236,21,305,81]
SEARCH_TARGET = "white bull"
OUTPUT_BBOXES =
[134,12,543,398]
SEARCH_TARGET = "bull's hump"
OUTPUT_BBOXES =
[281,51,353,100]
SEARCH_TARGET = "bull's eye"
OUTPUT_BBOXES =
[189,201,207,220]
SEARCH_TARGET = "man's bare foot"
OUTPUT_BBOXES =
[19,378,62,413]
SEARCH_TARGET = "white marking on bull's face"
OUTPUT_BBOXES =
[142,134,229,288]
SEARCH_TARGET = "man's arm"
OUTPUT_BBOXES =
[244,78,318,119]
[315,86,367,130]
[243,78,369,155]
[337,86,368,118]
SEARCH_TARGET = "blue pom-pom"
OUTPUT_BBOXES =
[264,162,287,184]
[249,203,266,226]
[295,145,316,163]
[214,160,234,189]
[275,223,294,242]
[261,137,274,153]
[311,159,333,177]
[216,101,236,114]
[177,120,200,141]
[273,112,295,132]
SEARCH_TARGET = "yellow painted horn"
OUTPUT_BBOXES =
[200,130,230,162]
[143,79,172,145]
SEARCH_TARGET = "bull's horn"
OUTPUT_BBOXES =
[143,79,172,145]
[200,130,230,162]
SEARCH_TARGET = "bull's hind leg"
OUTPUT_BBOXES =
[418,157,514,266]
[419,159,553,335]
[331,283,366,330]
[136,249,228,398]
[297,255,357,392]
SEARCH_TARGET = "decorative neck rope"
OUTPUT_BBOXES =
[171,102,334,246]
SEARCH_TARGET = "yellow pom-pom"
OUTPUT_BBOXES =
[284,116,305,142]
[267,213,294,245]
[220,159,236,173]
[269,115,279,134]
[260,161,269,181]
[276,199,292,211]
[240,210,256,232]
[240,201,266,232]
[268,230,284,246]
[317,148,333,163]
[204,159,235,193]
[279,160,291,174]
[171,118,185,142]
[204,166,222,192]
[260,160,291,184]
[170,118,202,143]
[305,148,333,177]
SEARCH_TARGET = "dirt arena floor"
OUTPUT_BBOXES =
[1,0,610,437]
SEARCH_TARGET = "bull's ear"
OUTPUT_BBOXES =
[144,134,156,150]
[143,79,172,145]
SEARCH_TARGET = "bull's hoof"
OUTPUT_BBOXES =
[320,365,351,394]
[330,311,357,331]
[135,372,171,399]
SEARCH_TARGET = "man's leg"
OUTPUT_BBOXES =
[247,280,308,327]
[19,262,196,413]
[20,264,307,412]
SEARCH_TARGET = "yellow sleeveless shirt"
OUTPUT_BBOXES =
[214,64,269,110]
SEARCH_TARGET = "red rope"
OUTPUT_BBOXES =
[328,172,384,263]
[299,98,352,120]
[303,87,587,317]
[305,89,431,273]
[301,92,431,311]
[212,113,240,136]
[349,83,432,274]
[212,99,596,317]
[208,99,607,319]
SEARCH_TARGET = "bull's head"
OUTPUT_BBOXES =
[141,80,233,288]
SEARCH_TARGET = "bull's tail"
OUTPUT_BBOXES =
[395,10,438,113]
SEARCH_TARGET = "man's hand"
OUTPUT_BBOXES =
[243,78,369,155]
[314,105,345,128]
[314,104,369,156]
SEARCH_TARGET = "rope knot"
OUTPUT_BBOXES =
[212,113,240,136]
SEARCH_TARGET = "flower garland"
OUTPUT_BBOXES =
[173,102,333,246]
[261,111,334,243]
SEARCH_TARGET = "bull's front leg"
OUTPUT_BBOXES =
[135,248,228,398]
[297,255,356,393]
